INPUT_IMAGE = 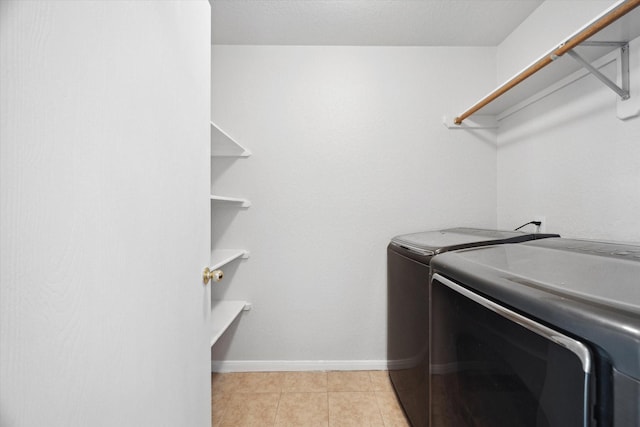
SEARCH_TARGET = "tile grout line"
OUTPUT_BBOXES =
[272,391,282,427]
[369,371,388,427]
[213,371,405,427]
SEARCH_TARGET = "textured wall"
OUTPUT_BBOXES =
[210,45,498,370]
[496,1,640,242]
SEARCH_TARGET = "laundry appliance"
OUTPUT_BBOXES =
[429,238,640,426]
[387,227,558,427]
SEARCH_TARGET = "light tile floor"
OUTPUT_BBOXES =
[211,370,411,427]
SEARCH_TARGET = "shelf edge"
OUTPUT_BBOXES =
[443,115,498,130]
[210,195,252,207]
[210,122,252,157]
[210,249,250,270]
[210,300,249,347]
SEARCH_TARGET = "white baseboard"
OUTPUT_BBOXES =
[211,359,391,373]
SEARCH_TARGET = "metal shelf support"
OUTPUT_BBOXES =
[566,43,630,100]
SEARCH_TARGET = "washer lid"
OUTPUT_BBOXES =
[431,237,640,380]
[391,227,551,255]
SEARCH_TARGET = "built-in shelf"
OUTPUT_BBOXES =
[208,250,251,346]
[446,0,640,128]
[211,122,252,157]
[210,249,250,270]
[210,300,251,346]
[210,195,251,208]
[209,121,252,350]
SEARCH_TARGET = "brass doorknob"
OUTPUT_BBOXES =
[203,267,224,285]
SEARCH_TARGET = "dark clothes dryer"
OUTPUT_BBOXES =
[429,238,640,426]
[387,227,558,427]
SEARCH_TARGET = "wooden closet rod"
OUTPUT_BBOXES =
[454,0,640,125]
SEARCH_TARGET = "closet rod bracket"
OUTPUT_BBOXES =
[566,43,630,100]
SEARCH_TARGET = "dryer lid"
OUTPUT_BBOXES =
[391,227,551,254]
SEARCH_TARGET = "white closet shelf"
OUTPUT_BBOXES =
[446,0,640,128]
[210,122,252,158]
[210,300,251,346]
[210,249,250,270]
[210,195,251,207]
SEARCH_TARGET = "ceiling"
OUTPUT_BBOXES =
[211,0,544,46]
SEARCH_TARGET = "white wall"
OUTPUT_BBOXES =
[210,46,497,369]
[496,1,615,84]
[496,1,640,242]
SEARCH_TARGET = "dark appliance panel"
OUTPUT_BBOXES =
[388,247,430,427]
[430,238,640,426]
[430,274,593,427]
[387,228,559,427]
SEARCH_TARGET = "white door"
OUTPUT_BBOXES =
[0,1,211,426]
